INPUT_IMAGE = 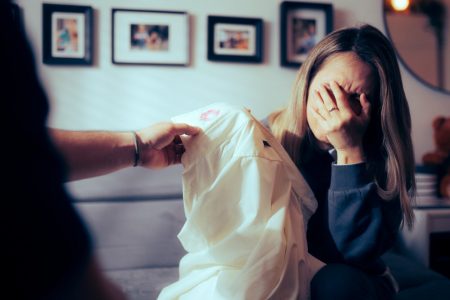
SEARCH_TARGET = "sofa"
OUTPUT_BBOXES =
[69,166,450,300]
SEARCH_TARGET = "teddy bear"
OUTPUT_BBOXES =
[422,116,450,198]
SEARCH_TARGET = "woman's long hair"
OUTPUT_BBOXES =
[269,24,415,228]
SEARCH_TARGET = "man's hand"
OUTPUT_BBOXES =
[136,122,201,169]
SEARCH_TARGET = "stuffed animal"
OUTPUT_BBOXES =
[422,116,450,197]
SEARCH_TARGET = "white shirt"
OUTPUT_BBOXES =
[158,103,324,300]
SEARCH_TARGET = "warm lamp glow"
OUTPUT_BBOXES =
[391,0,410,11]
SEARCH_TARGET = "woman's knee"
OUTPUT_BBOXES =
[310,264,375,300]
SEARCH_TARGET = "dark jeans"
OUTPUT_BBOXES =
[311,264,396,300]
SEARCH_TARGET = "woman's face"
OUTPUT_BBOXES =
[306,51,375,148]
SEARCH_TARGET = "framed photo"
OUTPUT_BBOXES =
[280,2,333,68]
[112,9,190,66]
[207,16,263,63]
[42,4,93,65]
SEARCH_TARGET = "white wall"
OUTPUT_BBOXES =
[14,0,450,164]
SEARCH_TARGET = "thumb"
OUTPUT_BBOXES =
[171,123,201,136]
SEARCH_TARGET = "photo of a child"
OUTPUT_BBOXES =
[130,24,169,51]
[218,29,249,50]
[56,18,79,53]
[292,18,317,55]
[51,12,85,58]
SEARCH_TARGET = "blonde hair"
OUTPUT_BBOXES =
[270,24,416,228]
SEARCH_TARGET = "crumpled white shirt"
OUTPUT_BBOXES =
[158,103,324,300]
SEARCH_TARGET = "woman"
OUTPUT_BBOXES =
[268,24,415,300]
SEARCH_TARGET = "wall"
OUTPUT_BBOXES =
[386,14,438,88]
[14,0,450,168]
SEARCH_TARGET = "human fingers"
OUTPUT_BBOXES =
[310,104,330,131]
[318,84,338,115]
[330,81,351,112]
[171,123,201,136]
[311,89,328,121]
[149,123,200,151]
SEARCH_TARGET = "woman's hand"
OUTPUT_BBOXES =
[136,122,200,169]
[310,81,371,164]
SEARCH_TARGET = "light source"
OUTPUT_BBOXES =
[391,0,410,12]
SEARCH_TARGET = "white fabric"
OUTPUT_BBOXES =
[158,103,324,300]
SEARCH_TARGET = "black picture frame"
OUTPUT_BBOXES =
[112,9,190,66]
[207,15,264,63]
[42,3,93,65]
[280,1,333,68]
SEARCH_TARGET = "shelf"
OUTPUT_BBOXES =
[414,197,450,209]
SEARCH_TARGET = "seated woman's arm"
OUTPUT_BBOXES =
[328,163,402,267]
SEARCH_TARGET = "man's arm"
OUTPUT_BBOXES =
[49,122,200,181]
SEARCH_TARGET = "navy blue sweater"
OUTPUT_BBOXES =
[300,147,402,274]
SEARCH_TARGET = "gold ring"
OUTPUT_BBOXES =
[329,107,338,112]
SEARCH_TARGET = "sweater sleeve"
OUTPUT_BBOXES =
[327,163,402,267]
